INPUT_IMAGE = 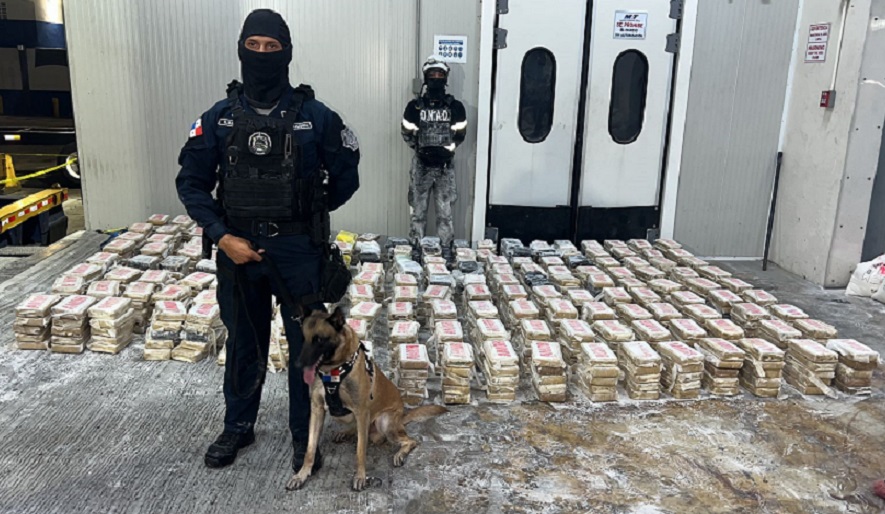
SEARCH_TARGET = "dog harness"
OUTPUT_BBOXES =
[318,343,374,417]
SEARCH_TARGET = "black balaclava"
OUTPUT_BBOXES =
[238,9,292,107]
[425,74,447,99]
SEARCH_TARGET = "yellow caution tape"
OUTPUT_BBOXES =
[1,153,73,157]
[0,157,77,186]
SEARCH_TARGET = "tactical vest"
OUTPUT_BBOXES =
[221,83,311,223]
[416,95,454,150]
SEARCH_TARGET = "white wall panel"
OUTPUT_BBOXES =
[673,0,799,257]
[418,0,481,241]
[65,0,421,236]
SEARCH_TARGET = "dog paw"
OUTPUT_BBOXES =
[286,471,310,491]
[352,473,368,491]
[333,432,353,443]
[393,452,408,467]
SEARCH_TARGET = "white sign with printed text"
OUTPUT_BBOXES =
[805,23,830,63]
[613,11,648,40]
[434,35,467,64]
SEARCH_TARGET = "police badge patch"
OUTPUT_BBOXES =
[341,127,359,151]
[248,132,272,155]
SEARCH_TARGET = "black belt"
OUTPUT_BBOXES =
[227,218,310,237]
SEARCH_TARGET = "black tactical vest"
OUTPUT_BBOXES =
[416,95,454,150]
[221,83,305,222]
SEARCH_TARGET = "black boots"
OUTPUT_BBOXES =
[204,430,255,468]
[292,439,323,473]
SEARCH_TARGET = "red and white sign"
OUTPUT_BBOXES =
[614,11,648,40]
[805,23,830,63]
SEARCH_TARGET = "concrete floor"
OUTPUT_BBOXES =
[0,235,883,513]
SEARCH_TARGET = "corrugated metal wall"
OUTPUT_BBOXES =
[673,0,799,257]
[65,0,434,237]
[417,0,481,241]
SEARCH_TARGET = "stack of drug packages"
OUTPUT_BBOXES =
[86,280,121,299]
[86,251,121,274]
[50,295,98,354]
[576,342,619,401]
[730,303,771,337]
[144,301,188,361]
[431,315,465,362]
[123,282,156,334]
[103,266,142,287]
[353,267,383,302]
[592,319,634,353]
[465,300,505,354]
[696,338,746,396]
[735,338,785,398]
[758,318,802,350]
[503,297,538,331]
[176,300,223,363]
[349,300,382,337]
[619,341,662,400]
[441,341,474,404]
[387,300,416,330]
[826,339,880,396]
[544,298,579,338]
[530,341,567,402]
[513,318,553,370]
[179,272,216,297]
[396,342,430,406]
[51,274,86,296]
[418,284,451,326]
[481,339,520,403]
[14,294,60,350]
[783,339,838,395]
[557,318,595,364]
[657,341,704,399]
[87,296,135,354]
[347,283,375,306]
[389,319,421,359]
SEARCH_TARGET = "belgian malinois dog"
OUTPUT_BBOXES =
[286,306,447,491]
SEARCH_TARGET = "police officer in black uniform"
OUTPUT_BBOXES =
[175,9,359,472]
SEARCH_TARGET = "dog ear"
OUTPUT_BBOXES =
[301,304,326,319]
[327,305,346,332]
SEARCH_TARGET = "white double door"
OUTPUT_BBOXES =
[487,0,676,239]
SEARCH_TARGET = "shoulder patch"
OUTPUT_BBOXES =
[218,118,233,127]
[293,121,313,131]
[188,118,203,138]
[341,126,359,151]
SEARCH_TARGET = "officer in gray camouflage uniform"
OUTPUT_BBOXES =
[401,57,467,259]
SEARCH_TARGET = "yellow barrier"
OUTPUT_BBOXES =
[0,157,77,187]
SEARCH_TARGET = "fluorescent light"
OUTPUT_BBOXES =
[3,135,21,141]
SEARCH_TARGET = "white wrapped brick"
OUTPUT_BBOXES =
[632,319,671,342]
[431,300,458,320]
[469,301,499,319]
[647,302,681,323]
[743,289,778,306]
[769,304,809,321]
[351,302,382,320]
[592,320,634,342]
[86,280,120,298]
[603,287,632,306]
[54,272,92,295]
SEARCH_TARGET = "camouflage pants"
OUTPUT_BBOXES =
[408,157,457,249]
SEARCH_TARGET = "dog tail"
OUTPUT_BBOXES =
[403,405,448,425]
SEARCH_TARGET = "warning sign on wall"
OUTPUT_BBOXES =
[805,23,830,63]
[613,11,648,40]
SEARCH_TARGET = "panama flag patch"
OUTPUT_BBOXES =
[189,117,203,138]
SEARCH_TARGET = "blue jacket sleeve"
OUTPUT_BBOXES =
[318,108,360,211]
[175,110,229,243]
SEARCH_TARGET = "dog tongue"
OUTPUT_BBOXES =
[303,366,317,386]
